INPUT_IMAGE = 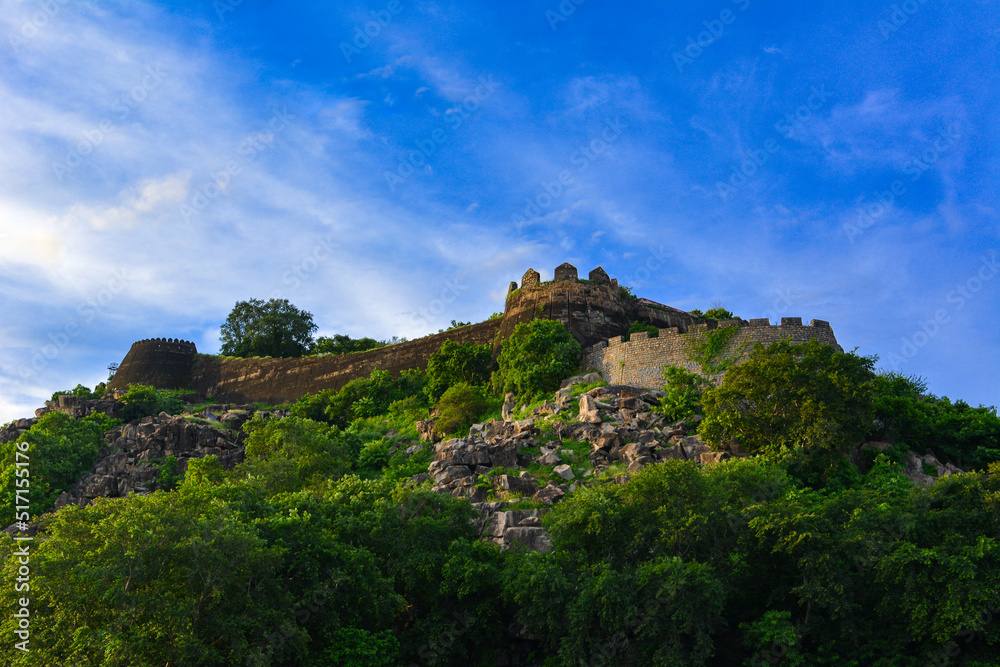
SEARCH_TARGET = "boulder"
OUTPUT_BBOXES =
[553,464,575,480]
[501,527,553,553]
[578,394,601,424]
[532,484,566,506]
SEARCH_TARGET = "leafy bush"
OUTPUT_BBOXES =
[0,412,120,523]
[656,366,710,424]
[492,320,581,400]
[239,415,353,492]
[868,372,1000,470]
[290,369,426,429]
[700,339,877,455]
[425,340,493,401]
[50,383,105,401]
[433,383,492,437]
[119,384,184,422]
[310,334,387,356]
[627,321,659,339]
[157,455,180,490]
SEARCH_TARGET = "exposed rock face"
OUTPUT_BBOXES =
[44,395,124,420]
[53,414,243,510]
[0,418,37,444]
[495,278,633,351]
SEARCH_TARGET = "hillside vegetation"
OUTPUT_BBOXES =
[2,320,999,666]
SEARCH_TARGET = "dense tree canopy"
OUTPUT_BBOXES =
[700,339,877,455]
[220,298,317,358]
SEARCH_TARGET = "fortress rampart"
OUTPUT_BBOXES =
[105,264,843,404]
[581,317,842,388]
[187,318,503,405]
[108,338,198,392]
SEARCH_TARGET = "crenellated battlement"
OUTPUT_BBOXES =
[582,316,842,388]
[105,263,843,403]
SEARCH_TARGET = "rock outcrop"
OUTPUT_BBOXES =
[53,414,243,510]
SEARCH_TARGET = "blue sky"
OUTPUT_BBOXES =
[1,0,998,423]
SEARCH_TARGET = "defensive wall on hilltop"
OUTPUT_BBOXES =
[106,263,843,404]
[108,338,198,392]
[581,317,843,387]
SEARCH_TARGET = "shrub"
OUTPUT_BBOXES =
[50,384,105,401]
[434,383,491,437]
[119,384,184,422]
[290,369,424,429]
[492,320,581,400]
[240,415,352,492]
[425,340,493,401]
[656,366,711,424]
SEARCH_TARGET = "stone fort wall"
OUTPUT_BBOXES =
[106,264,843,405]
[187,318,504,405]
[581,317,842,388]
[108,338,198,393]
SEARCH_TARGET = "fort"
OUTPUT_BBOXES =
[107,264,842,403]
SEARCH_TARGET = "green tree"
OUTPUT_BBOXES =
[0,412,118,524]
[220,298,317,358]
[311,334,387,356]
[492,319,581,400]
[239,415,353,493]
[425,340,493,401]
[700,339,877,455]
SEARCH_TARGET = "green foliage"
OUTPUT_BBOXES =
[310,334,387,356]
[50,383,104,401]
[157,455,181,490]
[0,412,117,524]
[239,415,353,492]
[685,323,743,374]
[425,340,493,401]
[627,321,660,339]
[438,319,472,332]
[700,339,877,455]
[433,383,492,437]
[869,372,1000,470]
[220,297,317,358]
[617,284,638,303]
[703,306,735,320]
[487,311,503,320]
[183,455,226,487]
[655,365,711,424]
[493,319,581,400]
[118,383,184,422]
[290,368,426,429]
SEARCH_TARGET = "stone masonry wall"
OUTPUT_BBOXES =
[581,317,842,388]
[188,318,504,405]
[107,338,198,393]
